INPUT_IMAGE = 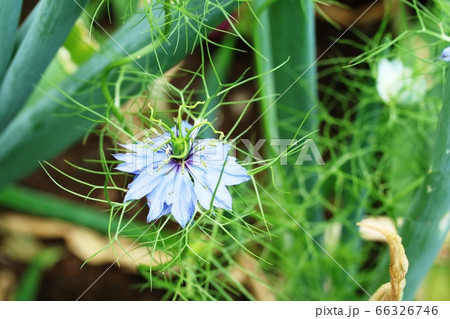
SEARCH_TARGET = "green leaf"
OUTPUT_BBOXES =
[399,73,450,300]
[63,20,99,65]
[0,0,23,79]
[252,0,322,298]
[253,0,318,142]
[253,0,319,196]
[14,2,39,46]
[0,0,236,189]
[373,72,450,300]
[0,0,90,131]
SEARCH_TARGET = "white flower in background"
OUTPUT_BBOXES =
[376,58,426,105]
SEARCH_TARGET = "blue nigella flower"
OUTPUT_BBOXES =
[438,46,450,61]
[113,121,250,227]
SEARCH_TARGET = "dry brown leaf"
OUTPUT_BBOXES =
[0,213,170,273]
[371,282,392,301]
[316,1,394,27]
[229,253,276,301]
[358,222,409,301]
[358,216,400,242]
[2,234,44,262]
[65,227,171,272]
[0,270,16,301]
[0,214,72,239]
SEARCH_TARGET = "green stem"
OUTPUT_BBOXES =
[100,42,158,135]
[14,248,62,301]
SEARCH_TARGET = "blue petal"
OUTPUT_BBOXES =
[439,47,450,62]
[114,143,169,174]
[166,167,197,227]
[192,139,230,159]
[203,157,250,186]
[146,202,172,223]
[222,158,251,185]
[119,143,153,155]
[188,164,232,211]
[190,142,250,186]
[120,132,170,153]
[124,163,175,202]
[194,178,232,211]
[145,167,178,222]
[212,184,232,210]
[113,153,161,174]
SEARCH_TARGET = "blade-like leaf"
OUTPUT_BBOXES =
[0,0,90,131]
[0,0,236,189]
[252,0,322,298]
[373,72,450,300]
[398,72,450,300]
[253,0,319,194]
[15,1,40,46]
[0,0,23,80]
[254,0,318,142]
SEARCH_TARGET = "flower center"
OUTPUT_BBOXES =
[171,137,189,159]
